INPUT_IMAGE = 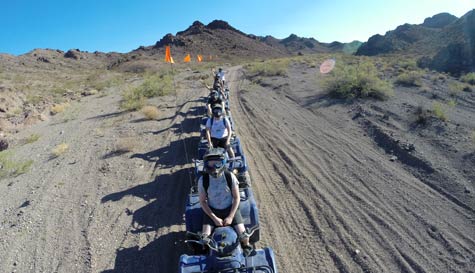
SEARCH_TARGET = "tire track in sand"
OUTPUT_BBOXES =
[228,67,475,273]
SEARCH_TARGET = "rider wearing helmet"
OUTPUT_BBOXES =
[206,90,225,117]
[198,148,253,256]
[206,104,235,158]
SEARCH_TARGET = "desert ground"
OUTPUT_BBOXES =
[0,58,474,273]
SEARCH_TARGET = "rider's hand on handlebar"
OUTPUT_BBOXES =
[212,216,223,227]
[223,216,233,226]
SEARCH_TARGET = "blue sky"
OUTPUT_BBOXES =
[1,0,473,55]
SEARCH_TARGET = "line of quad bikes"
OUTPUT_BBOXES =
[178,79,279,272]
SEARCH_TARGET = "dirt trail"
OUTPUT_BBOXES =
[227,67,475,273]
[0,66,473,273]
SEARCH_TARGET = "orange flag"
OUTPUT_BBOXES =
[197,54,203,62]
[165,46,173,63]
[184,54,191,63]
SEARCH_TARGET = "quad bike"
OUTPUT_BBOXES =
[187,156,258,243]
[179,227,277,273]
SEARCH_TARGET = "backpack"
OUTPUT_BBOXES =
[203,170,233,196]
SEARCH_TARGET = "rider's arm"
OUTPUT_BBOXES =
[199,186,218,220]
[225,118,232,144]
[206,103,212,116]
[206,127,213,148]
[228,180,240,219]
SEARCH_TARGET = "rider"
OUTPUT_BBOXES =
[206,90,225,117]
[198,149,253,256]
[206,104,235,159]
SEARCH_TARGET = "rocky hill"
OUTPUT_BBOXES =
[356,10,475,75]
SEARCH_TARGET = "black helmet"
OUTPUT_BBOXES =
[203,148,227,178]
[218,68,223,72]
[212,104,223,118]
[210,90,219,101]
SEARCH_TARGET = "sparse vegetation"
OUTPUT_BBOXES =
[447,99,457,108]
[448,82,466,96]
[25,134,41,144]
[397,59,418,70]
[115,137,135,153]
[415,105,431,125]
[120,72,174,111]
[141,105,160,120]
[0,151,33,179]
[322,60,394,100]
[51,143,69,158]
[395,71,423,86]
[432,102,447,121]
[135,73,175,98]
[50,102,70,115]
[245,58,290,77]
[120,87,146,111]
[460,72,475,85]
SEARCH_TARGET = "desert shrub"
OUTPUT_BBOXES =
[245,59,290,77]
[141,105,159,120]
[50,103,70,115]
[322,60,393,100]
[460,72,475,85]
[414,105,430,125]
[448,82,465,96]
[432,102,447,121]
[398,59,418,70]
[135,73,174,98]
[395,71,423,86]
[51,143,69,158]
[447,99,457,108]
[114,137,136,153]
[0,151,33,179]
[26,94,43,105]
[25,134,40,144]
[120,88,146,111]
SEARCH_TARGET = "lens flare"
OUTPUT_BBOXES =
[320,59,336,74]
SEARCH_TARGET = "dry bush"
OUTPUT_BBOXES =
[432,102,447,121]
[0,151,33,179]
[245,58,290,77]
[141,105,159,120]
[50,103,70,115]
[120,87,145,111]
[115,137,136,153]
[414,105,430,125]
[395,71,423,86]
[25,134,40,144]
[460,72,475,85]
[51,143,69,157]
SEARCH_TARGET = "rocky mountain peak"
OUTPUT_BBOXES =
[422,12,458,28]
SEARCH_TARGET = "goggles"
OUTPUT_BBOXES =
[205,159,225,170]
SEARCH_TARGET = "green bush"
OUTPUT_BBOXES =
[25,134,40,144]
[395,71,423,86]
[398,59,418,70]
[432,102,447,121]
[323,61,393,100]
[460,72,475,85]
[245,59,290,77]
[120,72,174,111]
[0,151,33,179]
[120,88,146,111]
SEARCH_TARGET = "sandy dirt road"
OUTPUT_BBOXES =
[0,67,473,273]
